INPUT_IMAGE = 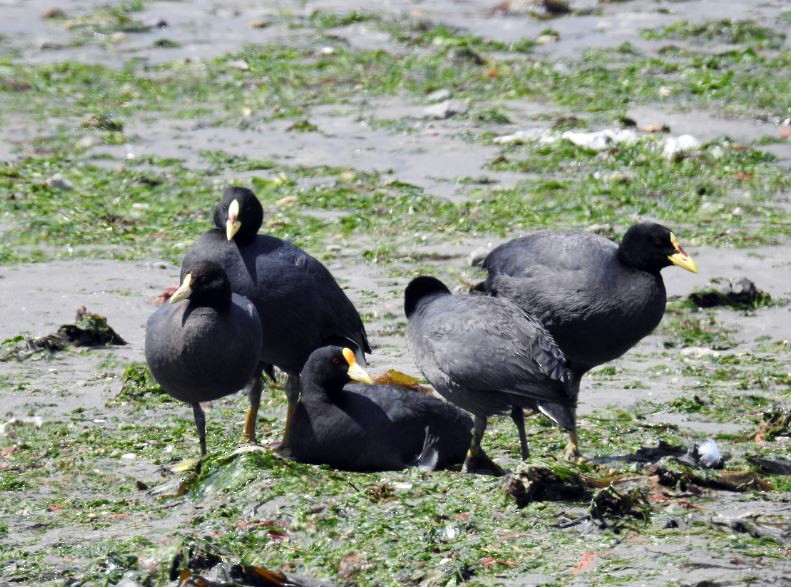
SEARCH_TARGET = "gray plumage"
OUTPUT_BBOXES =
[406,278,574,423]
[480,228,667,373]
[145,261,263,455]
[145,294,262,403]
[476,223,698,459]
[287,346,472,471]
[405,276,574,470]
[180,187,370,375]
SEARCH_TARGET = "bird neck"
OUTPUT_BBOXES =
[616,245,662,275]
[299,372,345,402]
[189,287,232,311]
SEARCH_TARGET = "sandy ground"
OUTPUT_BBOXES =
[1,0,790,585]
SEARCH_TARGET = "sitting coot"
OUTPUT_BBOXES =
[476,222,698,457]
[145,261,263,456]
[180,186,370,445]
[405,276,574,474]
[286,346,472,471]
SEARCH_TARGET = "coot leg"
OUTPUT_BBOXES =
[563,430,581,461]
[192,403,207,457]
[243,372,263,444]
[462,416,504,476]
[510,406,529,460]
[282,373,301,446]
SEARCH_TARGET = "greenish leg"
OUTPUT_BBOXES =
[282,373,300,447]
[243,374,263,444]
[192,403,207,457]
[462,416,505,476]
[510,406,529,460]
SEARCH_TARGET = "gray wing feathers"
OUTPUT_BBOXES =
[416,296,571,404]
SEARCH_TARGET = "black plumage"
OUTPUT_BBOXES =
[287,346,472,471]
[405,276,574,474]
[145,261,263,456]
[477,222,698,457]
[180,186,370,444]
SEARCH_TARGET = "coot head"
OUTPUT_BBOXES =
[404,276,452,319]
[302,346,374,393]
[213,186,264,242]
[171,260,232,308]
[618,222,697,274]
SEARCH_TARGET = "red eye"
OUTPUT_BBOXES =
[331,356,341,365]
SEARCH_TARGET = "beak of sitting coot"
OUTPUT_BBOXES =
[226,198,242,241]
[343,347,373,384]
[170,274,193,303]
[667,233,698,273]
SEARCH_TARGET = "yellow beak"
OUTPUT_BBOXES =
[226,199,241,241]
[343,347,373,384]
[668,233,698,273]
[170,274,192,303]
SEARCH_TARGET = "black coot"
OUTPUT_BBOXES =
[145,261,263,456]
[287,346,472,471]
[405,276,574,474]
[477,222,698,457]
[180,186,370,445]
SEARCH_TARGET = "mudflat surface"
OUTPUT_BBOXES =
[0,0,789,585]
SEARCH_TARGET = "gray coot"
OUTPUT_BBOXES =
[404,276,574,474]
[180,186,371,445]
[287,346,473,471]
[477,222,698,457]
[145,261,263,456]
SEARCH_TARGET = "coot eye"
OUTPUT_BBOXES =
[331,356,341,365]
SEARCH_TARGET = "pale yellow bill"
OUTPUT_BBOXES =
[169,273,193,303]
[226,198,241,241]
[343,347,373,384]
[668,232,698,273]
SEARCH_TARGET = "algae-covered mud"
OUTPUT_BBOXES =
[1,0,790,584]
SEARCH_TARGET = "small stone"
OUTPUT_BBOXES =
[275,195,297,207]
[227,59,249,71]
[640,123,670,133]
[662,134,700,161]
[426,89,451,103]
[41,8,66,19]
[250,19,269,29]
[81,113,123,131]
[76,135,98,149]
[422,99,468,120]
[447,46,484,65]
[319,46,335,56]
[46,174,73,190]
[603,171,637,184]
[110,32,127,43]
[543,0,570,15]
[536,33,559,45]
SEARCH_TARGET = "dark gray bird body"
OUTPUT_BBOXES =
[481,230,666,374]
[145,293,262,404]
[476,223,698,459]
[404,276,574,472]
[180,187,370,445]
[144,261,264,455]
[181,229,368,374]
[288,347,472,471]
[406,289,574,426]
